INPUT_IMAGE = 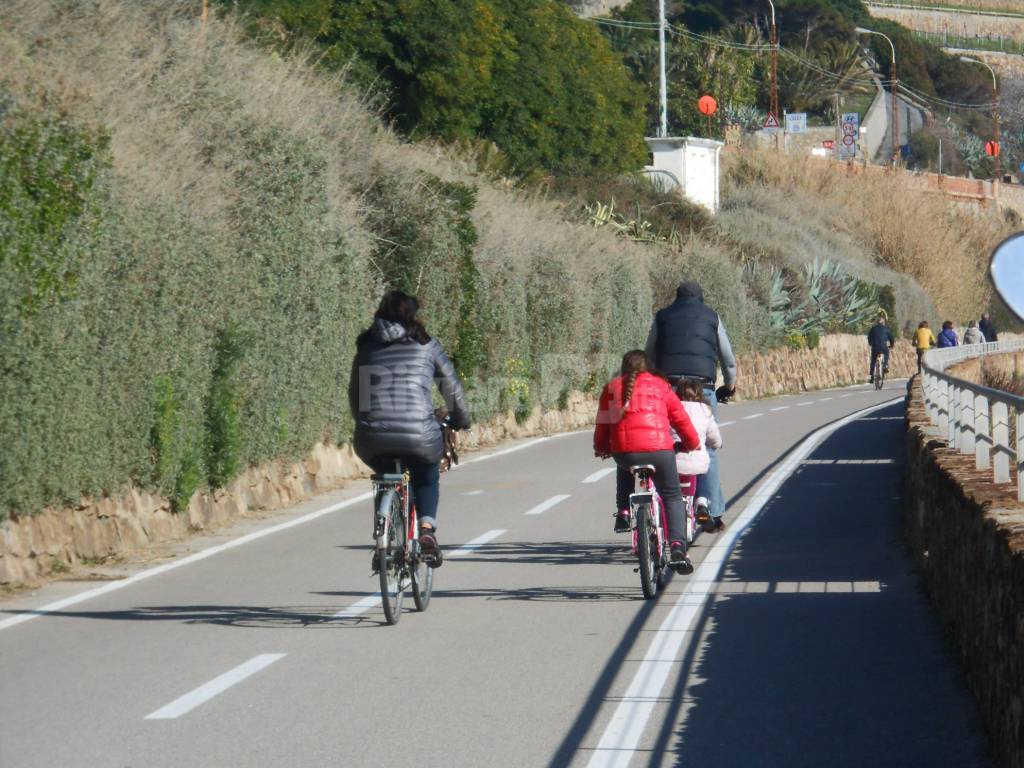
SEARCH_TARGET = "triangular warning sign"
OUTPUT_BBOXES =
[764,112,779,129]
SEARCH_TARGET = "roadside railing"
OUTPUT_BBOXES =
[920,339,1024,501]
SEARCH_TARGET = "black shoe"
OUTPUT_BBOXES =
[711,517,726,533]
[614,511,631,533]
[669,542,694,575]
[371,551,380,573]
[427,546,444,569]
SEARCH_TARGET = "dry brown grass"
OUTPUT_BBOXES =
[722,149,1010,320]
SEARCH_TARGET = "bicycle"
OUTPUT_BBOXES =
[371,461,438,625]
[679,474,698,545]
[872,351,886,390]
[628,465,670,599]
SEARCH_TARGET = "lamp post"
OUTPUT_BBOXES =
[855,27,898,165]
[960,56,1000,182]
[658,0,668,137]
[767,0,779,128]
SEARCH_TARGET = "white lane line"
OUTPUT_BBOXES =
[525,494,571,516]
[583,467,616,484]
[464,436,552,464]
[0,491,373,633]
[718,421,735,427]
[742,413,763,421]
[839,393,854,399]
[797,401,814,407]
[770,406,789,412]
[448,529,506,558]
[145,654,286,720]
[585,396,901,768]
[463,490,485,496]
[333,594,381,620]
[819,397,834,402]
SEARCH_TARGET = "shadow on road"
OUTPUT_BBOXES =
[549,401,993,768]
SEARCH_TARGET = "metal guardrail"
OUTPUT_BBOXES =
[920,339,1024,501]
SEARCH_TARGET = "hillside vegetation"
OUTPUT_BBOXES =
[0,0,1007,522]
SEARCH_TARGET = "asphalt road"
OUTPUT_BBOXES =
[0,381,993,768]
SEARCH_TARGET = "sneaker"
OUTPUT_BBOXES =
[669,541,694,575]
[695,497,710,523]
[711,517,726,533]
[614,509,631,533]
[371,550,380,573]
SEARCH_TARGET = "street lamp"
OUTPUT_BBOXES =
[767,0,779,127]
[855,27,898,165]
[960,56,1000,182]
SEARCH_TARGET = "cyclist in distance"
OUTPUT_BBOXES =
[867,315,895,383]
[349,290,471,561]
[645,281,736,532]
[594,350,700,572]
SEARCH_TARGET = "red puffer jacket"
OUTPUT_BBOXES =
[593,372,699,455]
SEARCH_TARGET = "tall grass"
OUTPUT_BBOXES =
[723,150,1010,322]
[0,0,971,523]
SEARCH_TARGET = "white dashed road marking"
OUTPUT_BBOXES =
[145,654,286,720]
[718,421,735,427]
[583,467,616,484]
[743,413,763,420]
[525,495,571,516]
[770,406,789,412]
[448,529,506,558]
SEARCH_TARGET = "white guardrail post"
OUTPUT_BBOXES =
[920,340,1024,502]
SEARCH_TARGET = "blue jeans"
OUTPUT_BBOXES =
[696,387,725,519]
[369,457,440,530]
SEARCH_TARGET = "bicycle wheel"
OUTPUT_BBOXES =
[685,498,696,545]
[379,490,407,625]
[636,504,659,600]
[411,541,433,612]
[875,360,884,390]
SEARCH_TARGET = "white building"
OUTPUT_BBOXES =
[644,136,724,213]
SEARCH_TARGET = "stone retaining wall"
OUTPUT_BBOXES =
[0,333,917,587]
[904,374,1024,768]
[736,334,917,399]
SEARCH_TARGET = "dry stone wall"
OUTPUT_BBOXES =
[904,373,1024,768]
[0,335,914,587]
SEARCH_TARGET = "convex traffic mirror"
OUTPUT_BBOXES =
[991,231,1024,323]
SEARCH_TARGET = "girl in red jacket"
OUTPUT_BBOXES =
[594,350,700,572]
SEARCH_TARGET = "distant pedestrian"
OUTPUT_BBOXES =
[914,321,936,372]
[979,313,998,343]
[963,320,986,345]
[937,321,958,348]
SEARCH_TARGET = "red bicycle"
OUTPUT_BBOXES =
[372,462,438,625]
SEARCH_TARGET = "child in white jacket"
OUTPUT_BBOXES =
[673,379,723,516]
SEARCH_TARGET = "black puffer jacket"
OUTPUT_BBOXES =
[348,319,471,465]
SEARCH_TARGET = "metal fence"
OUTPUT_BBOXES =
[920,339,1024,501]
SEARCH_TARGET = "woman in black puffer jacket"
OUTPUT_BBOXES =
[348,291,471,553]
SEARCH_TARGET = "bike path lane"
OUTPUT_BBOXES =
[0,383,935,768]
[568,399,992,768]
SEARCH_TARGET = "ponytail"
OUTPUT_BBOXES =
[619,349,649,417]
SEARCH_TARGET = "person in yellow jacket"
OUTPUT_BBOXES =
[915,321,936,372]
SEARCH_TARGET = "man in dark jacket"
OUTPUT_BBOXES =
[979,313,998,343]
[349,291,471,557]
[867,316,895,383]
[645,281,737,532]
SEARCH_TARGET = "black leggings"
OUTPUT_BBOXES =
[613,450,686,545]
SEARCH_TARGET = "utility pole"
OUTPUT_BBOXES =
[767,0,779,149]
[855,28,897,165]
[834,92,841,161]
[658,0,668,137]
[960,56,1000,182]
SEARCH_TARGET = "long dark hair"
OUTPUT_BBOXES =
[620,349,648,417]
[370,289,431,345]
[675,378,708,406]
